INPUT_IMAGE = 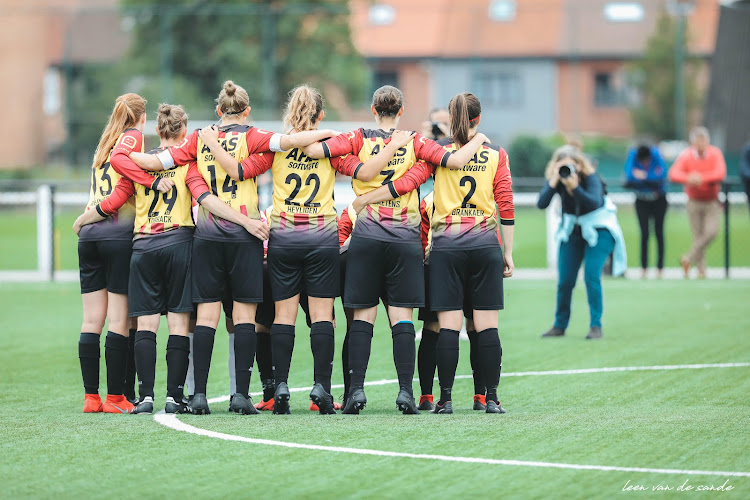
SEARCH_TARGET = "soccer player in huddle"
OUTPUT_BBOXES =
[74,93,174,414]
[304,85,488,414]
[129,81,335,415]
[75,103,264,414]
[198,85,414,414]
[351,92,514,414]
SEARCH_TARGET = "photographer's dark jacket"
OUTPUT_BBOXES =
[536,173,604,215]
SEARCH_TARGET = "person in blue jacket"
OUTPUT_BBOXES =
[624,144,668,279]
[537,145,626,340]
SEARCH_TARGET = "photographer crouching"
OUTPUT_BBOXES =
[537,146,626,340]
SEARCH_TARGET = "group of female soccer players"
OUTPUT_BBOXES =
[74,80,514,416]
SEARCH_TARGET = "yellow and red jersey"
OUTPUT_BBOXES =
[322,128,451,242]
[79,129,145,242]
[430,139,514,250]
[237,147,362,249]
[167,124,277,241]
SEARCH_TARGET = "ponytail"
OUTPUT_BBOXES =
[156,103,188,140]
[283,85,323,132]
[448,92,481,148]
[92,93,146,168]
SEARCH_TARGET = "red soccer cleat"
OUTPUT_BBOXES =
[310,401,343,411]
[418,394,434,411]
[102,394,135,413]
[254,398,275,411]
[473,394,487,411]
[83,394,103,413]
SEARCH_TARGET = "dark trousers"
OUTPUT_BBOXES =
[744,179,750,216]
[555,228,615,329]
[635,195,668,270]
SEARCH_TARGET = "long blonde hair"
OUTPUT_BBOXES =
[544,145,596,179]
[283,85,323,132]
[92,93,146,168]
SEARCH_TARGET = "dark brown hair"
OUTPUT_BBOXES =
[92,93,147,168]
[216,80,249,115]
[283,85,323,132]
[448,92,481,147]
[156,103,188,140]
[372,85,403,118]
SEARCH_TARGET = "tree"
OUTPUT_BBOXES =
[628,10,703,141]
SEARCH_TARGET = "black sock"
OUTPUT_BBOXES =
[477,328,501,403]
[234,323,256,397]
[310,321,335,393]
[342,329,351,398]
[255,331,275,399]
[392,322,416,394]
[134,330,157,399]
[271,324,295,385]
[104,331,128,396]
[467,329,486,395]
[417,328,438,396]
[436,328,460,403]
[78,332,100,394]
[124,329,136,400]
[192,325,216,395]
[166,335,190,400]
[348,320,374,391]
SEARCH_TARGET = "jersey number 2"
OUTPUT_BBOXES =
[460,176,477,209]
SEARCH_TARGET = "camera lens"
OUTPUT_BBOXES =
[559,164,572,179]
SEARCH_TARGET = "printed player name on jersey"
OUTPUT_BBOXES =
[378,200,401,208]
[451,208,486,217]
[148,215,173,223]
[284,205,318,214]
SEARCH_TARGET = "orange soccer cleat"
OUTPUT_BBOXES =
[254,398,275,411]
[102,394,135,414]
[83,394,103,413]
[473,394,487,411]
[309,401,343,412]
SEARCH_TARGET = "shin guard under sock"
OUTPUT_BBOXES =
[227,332,236,395]
[134,330,157,399]
[417,328,438,396]
[271,324,295,384]
[166,335,190,400]
[255,331,274,399]
[391,322,416,393]
[342,329,351,397]
[78,332,100,394]
[124,329,137,400]
[310,321,335,393]
[104,331,128,396]
[477,328,501,402]
[467,329,486,395]
[192,325,215,395]
[234,323,256,397]
[436,328,460,403]
[347,320,374,390]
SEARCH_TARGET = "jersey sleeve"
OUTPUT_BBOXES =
[110,129,160,189]
[185,161,211,204]
[419,198,430,252]
[97,177,135,216]
[330,154,364,178]
[338,207,353,247]
[413,133,452,167]
[388,160,435,198]
[321,129,363,158]
[168,130,200,165]
[245,128,277,154]
[494,149,514,225]
[239,152,275,181]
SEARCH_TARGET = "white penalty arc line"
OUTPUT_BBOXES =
[153,362,750,478]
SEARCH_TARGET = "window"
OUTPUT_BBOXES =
[372,70,399,93]
[478,72,522,108]
[594,72,629,107]
[43,67,61,116]
[369,4,396,26]
[603,2,644,22]
[488,0,516,22]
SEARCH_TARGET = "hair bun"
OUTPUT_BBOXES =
[224,81,236,97]
[158,103,172,116]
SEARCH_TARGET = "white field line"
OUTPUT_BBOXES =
[152,362,750,477]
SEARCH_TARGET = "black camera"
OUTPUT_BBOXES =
[431,122,444,139]
[558,164,575,179]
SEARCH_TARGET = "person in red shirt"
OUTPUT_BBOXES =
[668,126,727,278]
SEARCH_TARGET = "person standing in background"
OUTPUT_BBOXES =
[740,136,750,216]
[421,108,450,141]
[668,127,727,279]
[624,144,668,279]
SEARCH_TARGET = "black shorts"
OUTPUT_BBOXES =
[418,263,474,323]
[78,239,132,294]
[128,241,193,317]
[267,245,339,301]
[192,238,264,303]
[429,246,504,312]
[344,235,424,309]
[254,264,275,329]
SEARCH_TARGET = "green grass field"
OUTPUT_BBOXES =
[1,204,748,271]
[2,280,749,498]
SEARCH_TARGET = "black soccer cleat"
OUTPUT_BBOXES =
[431,400,453,414]
[342,387,366,415]
[395,389,421,415]
[272,382,291,415]
[309,383,337,415]
[417,395,434,412]
[131,396,154,414]
[188,393,211,415]
[229,393,260,415]
[486,400,507,414]
[165,396,193,414]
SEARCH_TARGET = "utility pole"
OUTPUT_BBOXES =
[668,0,695,141]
